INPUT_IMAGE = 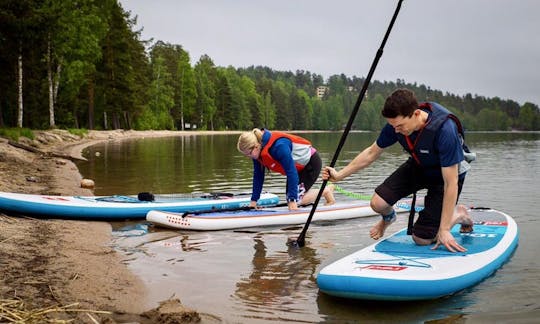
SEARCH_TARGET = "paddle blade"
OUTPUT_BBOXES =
[287,236,305,248]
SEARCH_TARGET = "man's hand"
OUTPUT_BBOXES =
[432,229,466,252]
[322,166,338,182]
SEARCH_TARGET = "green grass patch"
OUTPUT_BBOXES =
[0,127,35,141]
[67,128,88,137]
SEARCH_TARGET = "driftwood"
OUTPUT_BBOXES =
[7,140,86,162]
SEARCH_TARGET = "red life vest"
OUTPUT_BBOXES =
[258,131,312,175]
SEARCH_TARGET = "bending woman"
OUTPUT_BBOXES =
[237,128,335,210]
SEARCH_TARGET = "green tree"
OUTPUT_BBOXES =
[145,56,174,129]
[476,108,509,131]
[177,50,196,130]
[149,41,197,130]
[325,95,345,130]
[272,81,291,130]
[0,0,45,128]
[516,103,540,130]
[261,91,276,129]
[290,89,311,130]
[41,0,108,128]
[243,76,263,129]
[94,1,147,130]
[221,67,249,129]
[193,55,216,130]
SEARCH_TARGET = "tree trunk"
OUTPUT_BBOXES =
[17,42,23,128]
[181,110,185,131]
[0,101,4,127]
[88,79,95,130]
[47,35,56,128]
[103,111,108,130]
[54,64,61,113]
[123,111,131,129]
[112,112,120,129]
[180,67,185,131]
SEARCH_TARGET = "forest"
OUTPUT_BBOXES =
[1,0,539,132]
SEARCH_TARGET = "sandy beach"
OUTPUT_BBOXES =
[0,129,221,323]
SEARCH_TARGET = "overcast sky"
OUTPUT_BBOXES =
[119,0,539,106]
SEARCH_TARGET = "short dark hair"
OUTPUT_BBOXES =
[382,88,418,118]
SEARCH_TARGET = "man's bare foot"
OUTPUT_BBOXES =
[324,183,336,206]
[455,204,474,233]
[369,218,395,240]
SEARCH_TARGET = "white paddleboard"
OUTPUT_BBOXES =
[147,198,419,231]
[317,207,519,301]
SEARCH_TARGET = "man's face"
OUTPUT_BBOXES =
[386,112,417,136]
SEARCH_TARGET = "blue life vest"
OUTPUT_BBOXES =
[396,102,469,168]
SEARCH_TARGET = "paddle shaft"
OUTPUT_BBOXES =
[292,0,404,247]
[182,202,290,217]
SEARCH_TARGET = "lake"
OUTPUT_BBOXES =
[77,131,540,323]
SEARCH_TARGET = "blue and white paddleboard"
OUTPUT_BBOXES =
[317,207,519,301]
[0,191,279,220]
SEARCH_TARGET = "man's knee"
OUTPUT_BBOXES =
[412,235,434,246]
[370,194,391,214]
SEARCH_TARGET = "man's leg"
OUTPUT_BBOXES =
[369,193,395,240]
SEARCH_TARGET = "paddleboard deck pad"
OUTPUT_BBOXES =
[317,207,519,301]
[0,191,279,220]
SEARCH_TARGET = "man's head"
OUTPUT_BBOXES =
[382,88,418,118]
[382,89,422,136]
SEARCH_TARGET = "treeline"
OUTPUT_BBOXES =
[1,1,539,132]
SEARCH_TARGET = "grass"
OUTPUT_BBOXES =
[0,128,34,141]
[66,128,88,137]
[0,298,111,323]
[0,127,89,141]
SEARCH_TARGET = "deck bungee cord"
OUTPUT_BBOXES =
[333,185,372,201]
[334,184,424,212]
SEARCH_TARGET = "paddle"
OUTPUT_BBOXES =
[137,191,242,201]
[181,202,290,218]
[287,0,405,248]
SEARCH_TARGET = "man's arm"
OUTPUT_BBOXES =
[432,164,465,252]
[323,141,384,182]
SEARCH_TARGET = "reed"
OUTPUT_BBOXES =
[0,298,111,323]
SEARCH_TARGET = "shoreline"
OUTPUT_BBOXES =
[0,129,229,323]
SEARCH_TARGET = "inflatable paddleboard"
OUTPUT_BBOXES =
[146,197,420,231]
[317,207,519,301]
[0,191,279,220]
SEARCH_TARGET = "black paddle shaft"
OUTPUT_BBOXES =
[182,202,289,218]
[290,0,405,248]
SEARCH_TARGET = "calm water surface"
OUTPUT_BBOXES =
[77,132,540,323]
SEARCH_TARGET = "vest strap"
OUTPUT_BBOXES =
[406,192,417,235]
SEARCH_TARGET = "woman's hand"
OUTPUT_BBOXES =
[288,200,299,210]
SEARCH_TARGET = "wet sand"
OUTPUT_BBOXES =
[0,129,226,323]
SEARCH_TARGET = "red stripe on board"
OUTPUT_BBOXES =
[364,265,407,271]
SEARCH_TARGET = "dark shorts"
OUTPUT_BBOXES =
[374,159,465,240]
[286,152,322,199]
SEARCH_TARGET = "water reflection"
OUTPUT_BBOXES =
[161,235,208,252]
[233,234,321,322]
[316,291,475,323]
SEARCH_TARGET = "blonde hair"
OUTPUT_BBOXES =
[237,128,264,153]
